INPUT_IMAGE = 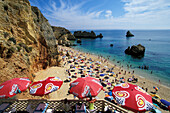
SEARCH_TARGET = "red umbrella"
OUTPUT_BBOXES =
[112,83,153,112]
[69,77,103,99]
[0,77,31,98]
[29,77,63,96]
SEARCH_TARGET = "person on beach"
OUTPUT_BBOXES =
[63,98,71,113]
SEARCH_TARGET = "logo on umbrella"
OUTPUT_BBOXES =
[82,85,90,97]
[19,78,30,81]
[30,83,42,94]
[136,94,145,109]
[45,83,59,94]
[9,84,18,95]
[0,95,5,98]
[135,86,149,95]
[0,85,4,90]
[121,83,129,88]
[114,91,129,105]
[70,82,79,87]
[50,77,61,81]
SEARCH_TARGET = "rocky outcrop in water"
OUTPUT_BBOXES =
[74,31,103,38]
[77,39,81,43]
[125,44,145,58]
[52,26,76,47]
[126,30,134,37]
[97,33,103,38]
[0,0,62,83]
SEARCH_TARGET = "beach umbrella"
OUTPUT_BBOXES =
[111,72,115,74]
[29,77,63,96]
[91,73,95,76]
[74,57,77,59]
[100,74,105,77]
[62,56,66,58]
[112,83,153,112]
[0,77,31,98]
[69,76,103,99]
[160,99,170,107]
[70,59,74,62]
[153,86,159,91]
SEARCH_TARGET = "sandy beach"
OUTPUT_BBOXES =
[16,45,170,112]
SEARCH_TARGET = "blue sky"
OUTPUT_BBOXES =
[29,0,170,30]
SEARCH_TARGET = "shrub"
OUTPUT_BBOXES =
[3,32,9,38]
[28,47,32,52]
[24,46,30,53]
[18,43,31,53]
[8,37,16,44]
[25,53,28,56]
[18,43,26,48]
[6,47,15,58]
[16,46,21,52]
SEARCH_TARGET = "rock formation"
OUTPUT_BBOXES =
[97,33,103,38]
[52,26,76,46]
[77,39,81,43]
[125,44,145,58]
[74,31,103,38]
[0,0,62,84]
[126,30,134,37]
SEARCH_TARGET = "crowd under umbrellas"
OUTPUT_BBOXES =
[58,47,170,112]
[0,47,168,112]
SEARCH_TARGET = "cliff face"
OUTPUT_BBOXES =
[0,0,58,83]
[52,26,75,46]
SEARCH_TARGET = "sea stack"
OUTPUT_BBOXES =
[126,30,134,37]
[74,31,103,38]
[125,44,145,58]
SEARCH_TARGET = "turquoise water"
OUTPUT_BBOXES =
[71,30,170,87]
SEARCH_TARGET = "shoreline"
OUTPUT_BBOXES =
[67,46,170,101]
[72,46,170,88]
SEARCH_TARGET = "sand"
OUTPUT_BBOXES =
[16,45,170,112]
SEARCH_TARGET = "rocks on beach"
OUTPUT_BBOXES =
[126,30,134,37]
[125,44,145,58]
[74,31,103,38]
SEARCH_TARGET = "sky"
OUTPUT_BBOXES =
[29,0,170,30]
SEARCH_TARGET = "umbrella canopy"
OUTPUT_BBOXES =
[69,77,103,99]
[100,74,105,76]
[29,77,63,96]
[112,83,153,112]
[0,77,31,98]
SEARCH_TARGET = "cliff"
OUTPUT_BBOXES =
[52,26,76,46]
[0,0,60,83]
[74,31,103,38]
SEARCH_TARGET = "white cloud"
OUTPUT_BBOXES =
[105,10,113,19]
[31,0,170,29]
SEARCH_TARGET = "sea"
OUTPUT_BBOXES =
[70,30,170,87]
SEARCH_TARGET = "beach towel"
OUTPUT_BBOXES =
[160,99,170,107]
